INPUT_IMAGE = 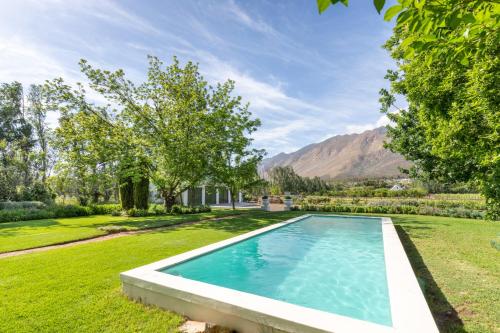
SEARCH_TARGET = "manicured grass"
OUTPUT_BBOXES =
[0,209,247,253]
[0,212,498,332]
[390,215,500,333]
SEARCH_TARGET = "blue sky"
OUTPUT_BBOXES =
[0,0,398,157]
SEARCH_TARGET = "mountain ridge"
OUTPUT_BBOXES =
[260,127,411,180]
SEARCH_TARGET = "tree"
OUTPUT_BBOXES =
[76,56,212,211]
[26,84,52,184]
[318,0,500,219]
[51,106,115,205]
[0,82,45,201]
[207,80,264,210]
[47,78,148,208]
[0,82,25,200]
[48,55,263,211]
[268,166,330,195]
[0,82,56,202]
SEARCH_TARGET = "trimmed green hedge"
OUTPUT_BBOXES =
[118,204,212,217]
[297,204,485,220]
[301,196,486,210]
[0,204,121,223]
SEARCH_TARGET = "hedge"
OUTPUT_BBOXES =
[297,204,485,220]
[0,204,121,223]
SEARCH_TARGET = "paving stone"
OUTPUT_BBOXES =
[179,320,207,333]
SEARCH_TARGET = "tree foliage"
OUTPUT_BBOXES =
[207,80,264,210]
[318,0,500,219]
[46,77,146,208]
[268,166,330,195]
[47,56,262,211]
[0,82,53,202]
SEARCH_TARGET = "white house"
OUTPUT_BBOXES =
[150,184,243,206]
[180,186,243,206]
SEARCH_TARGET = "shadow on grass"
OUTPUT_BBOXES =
[0,219,60,237]
[395,225,465,333]
[90,210,249,231]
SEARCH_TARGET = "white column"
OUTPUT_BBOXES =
[238,191,243,203]
[201,186,206,205]
[215,188,219,205]
[182,190,188,206]
[228,189,232,204]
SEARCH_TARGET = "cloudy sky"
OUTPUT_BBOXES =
[0,0,398,157]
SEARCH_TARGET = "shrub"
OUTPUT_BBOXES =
[304,196,330,204]
[126,208,149,217]
[148,204,166,215]
[0,203,121,223]
[110,210,122,216]
[87,204,121,215]
[298,203,485,219]
[0,201,212,223]
[0,201,46,210]
[171,205,183,214]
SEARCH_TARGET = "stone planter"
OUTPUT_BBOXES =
[261,198,270,211]
[284,198,293,210]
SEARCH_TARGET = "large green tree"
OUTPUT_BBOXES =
[319,0,500,219]
[77,56,213,210]
[70,56,262,211]
[207,80,264,210]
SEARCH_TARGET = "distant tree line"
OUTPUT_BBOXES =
[268,166,329,195]
[0,83,53,202]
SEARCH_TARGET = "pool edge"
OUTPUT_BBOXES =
[120,214,438,333]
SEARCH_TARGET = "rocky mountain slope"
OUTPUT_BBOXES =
[260,127,411,180]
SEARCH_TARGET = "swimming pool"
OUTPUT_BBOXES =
[121,214,438,333]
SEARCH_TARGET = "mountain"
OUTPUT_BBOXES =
[260,127,411,180]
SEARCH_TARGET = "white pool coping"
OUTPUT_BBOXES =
[120,214,438,333]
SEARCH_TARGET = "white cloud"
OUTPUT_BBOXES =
[344,114,390,134]
[171,49,333,155]
[226,0,279,37]
[0,36,73,85]
[79,0,162,36]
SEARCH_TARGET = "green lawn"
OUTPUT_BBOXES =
[0,209,246,253]
[0,212,498,333]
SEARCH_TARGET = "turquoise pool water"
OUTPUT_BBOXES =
[161,215,392,326]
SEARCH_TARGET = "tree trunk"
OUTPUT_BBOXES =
[134,176,149,209]
[91,189,100,204]
[230,189,236,210]
[119,176,134,210]
[103,189,111,203]
[162,190,176,212]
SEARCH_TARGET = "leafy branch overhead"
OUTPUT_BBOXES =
[318,0,499,219]
[318,0,499,64]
